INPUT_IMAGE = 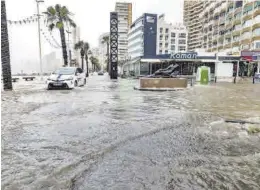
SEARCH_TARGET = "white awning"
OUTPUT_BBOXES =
[140,59,161,63]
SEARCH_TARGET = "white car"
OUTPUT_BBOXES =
[46,67,86,90]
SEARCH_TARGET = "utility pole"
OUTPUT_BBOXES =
[66,29,72,67]
[36,0,44,79]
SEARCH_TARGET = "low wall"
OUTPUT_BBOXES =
[140,78,188,89]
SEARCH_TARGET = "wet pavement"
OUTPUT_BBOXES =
[1,75,260,190]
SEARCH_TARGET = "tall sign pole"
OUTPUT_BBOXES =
[110,12,118,79]
[36,0,44,79]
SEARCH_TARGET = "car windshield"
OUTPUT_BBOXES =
[53,68,75,75]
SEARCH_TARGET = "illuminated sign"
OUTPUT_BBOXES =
[170,52,197,59]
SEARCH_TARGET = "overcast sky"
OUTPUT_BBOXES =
[5,0,183,73]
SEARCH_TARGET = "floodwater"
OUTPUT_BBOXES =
[1,75,260,190]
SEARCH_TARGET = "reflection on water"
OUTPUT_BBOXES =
[1,76,260,189]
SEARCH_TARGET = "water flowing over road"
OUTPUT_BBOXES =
[2,75,260,190]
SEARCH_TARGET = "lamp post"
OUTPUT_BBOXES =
[36,0,44,79]
[66,29,72,66]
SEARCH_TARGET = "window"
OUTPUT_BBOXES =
[171,39,175,44]
[160,35,163,40]
[165,43,169,47]
[179,33,186,38]
[165,35,169,40]
[256,42,260,49]
[171,45,175,50]
[159,50,162,54]
[253,28,260,36]
[160,28,163,33]
[179,39,186,44]
[171,32,175,37]
[165,50,168,54]
[178,46,186,51]
[165,28,169,33]
[159,42,163,47]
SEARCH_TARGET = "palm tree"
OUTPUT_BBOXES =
[43,4,76,66]
[74,41,90,77]
[102,36,109,73]
[1,0,13,90]
[90,56,100,72]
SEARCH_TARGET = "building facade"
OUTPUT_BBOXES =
[183,0,204,51]
[125,13,157,75]
[72,26,81,66]
[157,14,188,55]
[115,2,132,61]
[200,0,260,54]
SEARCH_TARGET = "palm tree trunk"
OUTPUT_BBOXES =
[81,56,84,70]
[1,0,13,90]
[59,27,68,66]
[85,55,89,77]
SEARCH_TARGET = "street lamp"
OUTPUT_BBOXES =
[36,0,44,80]
[66,29,72,66]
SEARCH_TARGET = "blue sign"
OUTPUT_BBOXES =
[170,52,198,59]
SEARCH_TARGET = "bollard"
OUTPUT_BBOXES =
[253,77,255,84]
[190,78,193,86]
[214,76,217,83]
[233,76,236,84]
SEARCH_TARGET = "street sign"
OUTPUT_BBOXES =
[170,52,197,59]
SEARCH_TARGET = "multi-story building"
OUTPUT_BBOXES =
[183,0,204,51]
[115,2,132,61]
[157,14,188,54]
[72,26,81,66]
[127,13,157,61]
[98,32,109,71]
[200,0,260,54]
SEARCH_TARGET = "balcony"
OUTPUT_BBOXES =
[224,43,231,49]
[233,18,242,25]
[252,23,260,30]
[232,41,240,47]
[242,26,252,33]
[243,12,253,21]
[232,30,241,36]
[241,38,251,44]
[234,7,242,14]
[253,9,260,18]
[252,36,260,41]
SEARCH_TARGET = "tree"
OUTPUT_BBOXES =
[74,41,90,77]
[102,36,109,73]
[90,56,100,72]
[44,4,76,66]
[1,0,13,90]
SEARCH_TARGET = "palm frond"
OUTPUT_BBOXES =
[47,6,56,15]
[48,23,55,31]
[84,42,90,52]
[74,41,84,50]
[55,4,61,13]
[56,21,63,29]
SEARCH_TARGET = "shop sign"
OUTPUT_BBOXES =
[170,52,197,59]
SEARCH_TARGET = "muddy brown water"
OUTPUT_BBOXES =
[2,76,260,190]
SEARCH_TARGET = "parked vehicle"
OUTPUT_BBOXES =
[46,67,86,90]
[98,71,104,76]
[254,72,260,84]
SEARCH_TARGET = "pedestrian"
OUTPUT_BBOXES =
[253,65,257,76]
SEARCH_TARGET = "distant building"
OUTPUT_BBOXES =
[42,51,62,73]
[98,32,109,71]
[115,2,132,61]
[157,14,188,54]
[72,26,81,66]
[128,13,157,61]
[183,0,204,51]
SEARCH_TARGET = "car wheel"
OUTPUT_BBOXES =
[74,80,78,87]
[47,84,51,90]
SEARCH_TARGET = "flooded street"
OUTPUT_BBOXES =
[2,76,260,190]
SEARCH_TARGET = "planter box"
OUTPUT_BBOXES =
[139,78,188,89]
